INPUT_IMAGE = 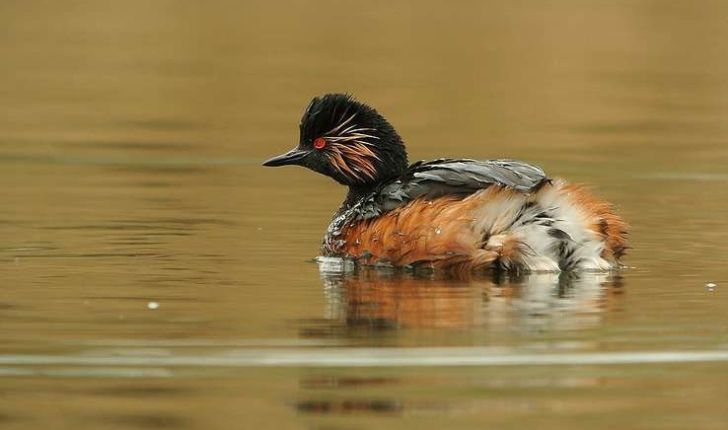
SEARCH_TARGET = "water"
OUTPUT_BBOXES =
[2,1,728,429]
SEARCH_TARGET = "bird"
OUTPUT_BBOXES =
[263,93,628,273]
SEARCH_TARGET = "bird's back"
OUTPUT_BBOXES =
[323,159,627,272]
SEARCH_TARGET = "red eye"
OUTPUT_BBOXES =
[313,138,327,150]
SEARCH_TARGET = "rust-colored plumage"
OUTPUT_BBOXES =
[560,183,629,260]
[334,194,484,269]
[327,182,628,272]
[326,141,379,182]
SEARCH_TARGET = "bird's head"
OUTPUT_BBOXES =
[263,94,408,187]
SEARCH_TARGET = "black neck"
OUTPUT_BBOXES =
[342,185,374,210]
[339,167,403,212]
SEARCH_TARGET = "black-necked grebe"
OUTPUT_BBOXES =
[263,94,628,272]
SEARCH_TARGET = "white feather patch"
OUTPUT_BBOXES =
[469,181,614,272]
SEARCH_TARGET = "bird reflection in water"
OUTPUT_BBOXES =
[293,258,624,416]
[293,258,622,415]
[310,257,624,333]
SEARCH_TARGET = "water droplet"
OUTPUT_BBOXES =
[147,301,159,310]
[705,282,717,292]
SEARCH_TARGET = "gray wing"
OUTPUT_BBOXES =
[356,159,548,218]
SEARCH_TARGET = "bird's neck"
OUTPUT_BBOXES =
[337,142,410,215]
[342,184,375,210]
[328,182,380,222]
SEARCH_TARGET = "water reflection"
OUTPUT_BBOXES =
[294,399,403,415]
[293,261,624,417]
[296,375,407,416]
[316,258,624,332]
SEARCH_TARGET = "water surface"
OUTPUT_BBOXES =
[1,1,727,429]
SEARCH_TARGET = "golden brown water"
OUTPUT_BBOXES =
[2,1,728,429]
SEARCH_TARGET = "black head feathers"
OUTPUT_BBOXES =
[264,94,409,187]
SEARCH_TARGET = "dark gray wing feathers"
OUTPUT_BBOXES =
[370,158,548,215]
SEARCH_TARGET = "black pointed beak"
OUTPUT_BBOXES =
[262,148,310,167]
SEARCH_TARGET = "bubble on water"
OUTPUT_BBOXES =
[147,301,160,310]
[435,227,442,235]
[705,283,716,292]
